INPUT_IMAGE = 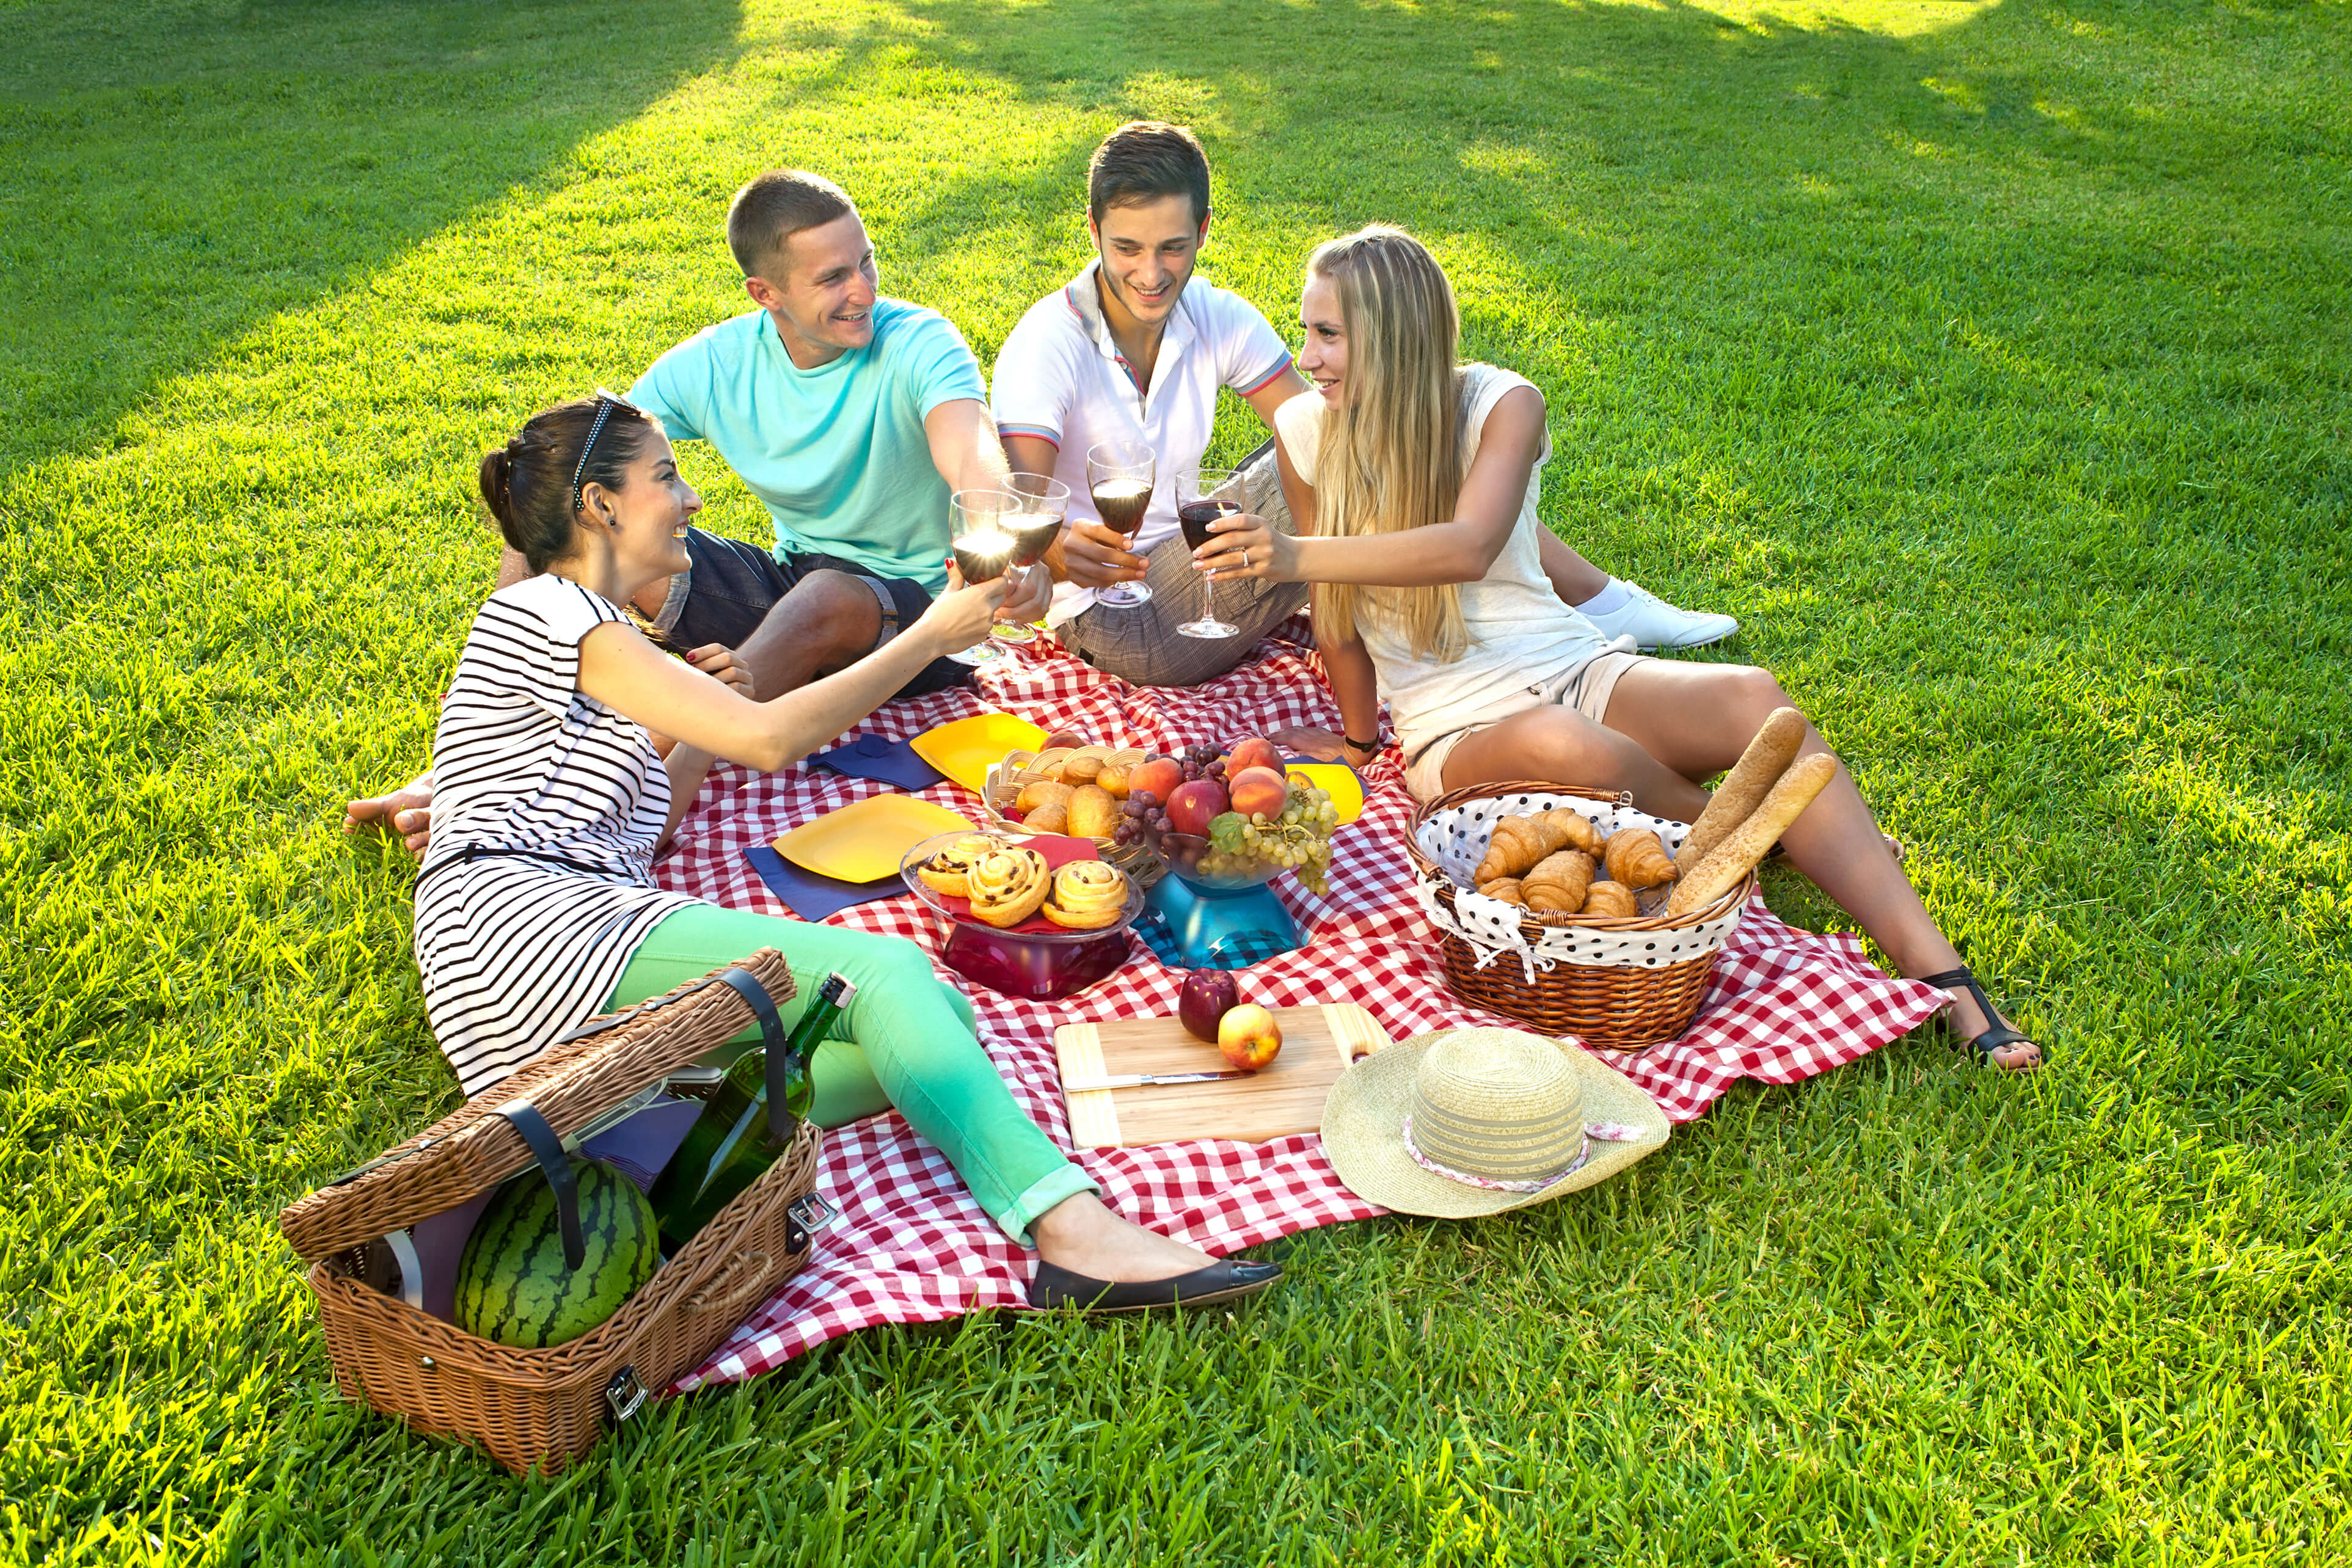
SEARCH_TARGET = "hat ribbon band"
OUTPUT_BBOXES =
[1398,1117,1652,1194]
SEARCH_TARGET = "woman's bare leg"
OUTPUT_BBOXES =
[1443,665,2039,1070]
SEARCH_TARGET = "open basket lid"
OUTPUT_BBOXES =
[277,948,796,1264]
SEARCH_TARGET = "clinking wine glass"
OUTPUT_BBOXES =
[993,473,1070,644]
[1175,464,1243,639]
[946,489,1015,667]
[1085,439,1155,610]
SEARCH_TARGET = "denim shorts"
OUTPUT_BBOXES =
[650,528,969,701]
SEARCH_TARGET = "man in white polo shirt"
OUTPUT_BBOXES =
[993,121,1736,689]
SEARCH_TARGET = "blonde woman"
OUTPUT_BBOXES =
[1197,227,2041,1072]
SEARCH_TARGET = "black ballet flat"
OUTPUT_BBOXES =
[1919,964,2044,1072]
[1027,1257,1284,1313]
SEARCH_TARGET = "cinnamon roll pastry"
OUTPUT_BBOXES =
[1043,861,1128,929]
[915,834,997,898]
[966,847,1050,928]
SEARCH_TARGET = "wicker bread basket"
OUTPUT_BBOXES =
[279,949,822,1476]
[980,745,1164,888]
[1406,782,1756,1051]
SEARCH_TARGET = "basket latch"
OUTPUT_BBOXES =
[492,1098,584,1271]
[714,968,789,1141]
[786,1192,839,1255]
[604,1365,648,1423]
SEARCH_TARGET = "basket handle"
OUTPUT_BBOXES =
[681,1250,776,1318]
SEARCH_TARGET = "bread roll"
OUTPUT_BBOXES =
[1016,778,1073,816]
[1021,802,1068,835]
[1602,828,1676,890]
[1523,850,1597,913]
[1675,707,1807,873]
[1059,754,1105,787]
[1065,783,1119,839]
[1097,763,1131,799]
[1581,881,1637,919]
[1667,751,1838,915]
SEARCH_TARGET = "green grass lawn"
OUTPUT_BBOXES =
[5,0,2349,1559]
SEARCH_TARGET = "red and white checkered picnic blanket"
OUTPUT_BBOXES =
[656,630,1945,1389]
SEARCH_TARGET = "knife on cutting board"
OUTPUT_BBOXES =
[1060,1069,1251,1093]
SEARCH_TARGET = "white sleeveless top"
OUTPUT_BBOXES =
[414,574,698,1094]
[1274,364,1613,759]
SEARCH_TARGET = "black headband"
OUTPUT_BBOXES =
[569,390,624,512]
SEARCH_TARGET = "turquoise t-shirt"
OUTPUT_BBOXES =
[627,297,985,594]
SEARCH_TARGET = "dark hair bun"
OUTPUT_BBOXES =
[475,398,656,574]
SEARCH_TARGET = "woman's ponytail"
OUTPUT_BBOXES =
[475,395,657,574]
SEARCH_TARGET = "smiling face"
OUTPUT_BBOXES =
[1296,273,1350,407]
[576,429,700,587]
[1089,194,1208,330]
[746,211,882,366]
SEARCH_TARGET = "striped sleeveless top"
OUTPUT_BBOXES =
[414,574,698,1094]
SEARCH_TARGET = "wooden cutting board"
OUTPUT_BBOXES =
[1055,1004,1394,1148]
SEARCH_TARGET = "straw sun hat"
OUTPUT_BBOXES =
[1321,1027,1668,1218]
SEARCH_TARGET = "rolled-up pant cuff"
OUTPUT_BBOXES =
[996,1165,1102,1249]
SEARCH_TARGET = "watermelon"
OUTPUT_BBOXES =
[454,1158,660,1349]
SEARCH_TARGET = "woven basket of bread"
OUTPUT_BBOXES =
[1406,783,1756,1051]
[980,744,1164,888]
[277,950,822,1476]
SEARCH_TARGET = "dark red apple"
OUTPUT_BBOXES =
[1164,778,1230,839]
[1178,969,1241,1043]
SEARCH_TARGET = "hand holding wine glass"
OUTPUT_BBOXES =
[1189,512,1290,582]
[1174,464,1243,639]
[993,473,1070,644]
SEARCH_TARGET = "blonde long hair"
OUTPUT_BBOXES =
[1304,225,1469,662]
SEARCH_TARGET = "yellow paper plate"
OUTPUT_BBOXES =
[908,712,1051,793]
[772,795,976,884]
[1285,762,1367,826]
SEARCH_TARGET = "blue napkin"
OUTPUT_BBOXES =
[744,843,911,922]
[808,732,944,791]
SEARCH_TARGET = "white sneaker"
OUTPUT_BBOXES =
[1580,581,1738,651]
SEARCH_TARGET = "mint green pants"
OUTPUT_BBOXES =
[608,902,1096,1245]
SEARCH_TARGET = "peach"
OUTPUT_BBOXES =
[1127,757,1183,805]
[1218,1004,1283,1071]
[1226,737,1284,777]
[1227,765,1290,821]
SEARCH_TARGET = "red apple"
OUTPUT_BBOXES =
[1128,757,1183,804]
[1227,737,1283,777]
[1165,778,1230,839]
[1217,1004,1283,1071]
[1178,969,1241,1043]
[1227,765,1290,821]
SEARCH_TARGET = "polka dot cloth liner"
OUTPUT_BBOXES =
[1412,792,1750,983]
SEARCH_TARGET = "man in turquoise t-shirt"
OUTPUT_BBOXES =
[616,168,1045,701]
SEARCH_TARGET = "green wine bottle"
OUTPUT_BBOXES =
[648,972,855,1252]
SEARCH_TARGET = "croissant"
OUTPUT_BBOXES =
[1602,828,1676,891]
[1474,811,1574,884]
[915,834,998,898]
[1523,850,1597,913]
[1677,707,1805,872]
[1538,808,1604,857]
[966,847,1050,928]
[1043,861,1128,929]
[1581,881,1637,918]
[1475,877,1527,906]
[1065,784,1120,839]
[1016,778,1073,816]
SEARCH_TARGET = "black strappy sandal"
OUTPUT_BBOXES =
[1918,965,2043,1071]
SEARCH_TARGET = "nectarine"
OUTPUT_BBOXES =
[1127,757,1183,804]
[1227,765,1290,821]
[1226,737,1283,776]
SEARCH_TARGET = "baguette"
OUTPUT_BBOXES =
[1667,750,1838,915]
[1675,707,1807,873]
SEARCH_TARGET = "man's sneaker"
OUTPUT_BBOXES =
[1579,581,1739,651]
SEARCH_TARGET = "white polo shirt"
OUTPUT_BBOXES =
[990,259,1293,627]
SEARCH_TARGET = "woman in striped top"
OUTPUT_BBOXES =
[413,392,1278,1311]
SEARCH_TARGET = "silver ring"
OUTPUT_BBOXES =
[1241,548,1250,570]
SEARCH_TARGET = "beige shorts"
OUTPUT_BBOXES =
[1401,651,1649,803]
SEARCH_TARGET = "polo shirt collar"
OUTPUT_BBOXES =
[1063,258,1195,395]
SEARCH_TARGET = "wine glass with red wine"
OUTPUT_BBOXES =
[1084,439,1155,610]
[1174,464,1243,639]
[992,473,1070,644]
[945,489,1015,667]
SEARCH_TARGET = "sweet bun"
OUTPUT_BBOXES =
[1065,783,1120,839]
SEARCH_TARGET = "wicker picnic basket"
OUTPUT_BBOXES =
[278,949,824,1476]
[980,744,1166,889]
[1406,782,1756,1052]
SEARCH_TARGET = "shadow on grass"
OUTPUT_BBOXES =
[0,0,748,478]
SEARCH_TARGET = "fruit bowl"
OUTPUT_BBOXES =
[897,831,1142,1001]
[1146,829,1288,893]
